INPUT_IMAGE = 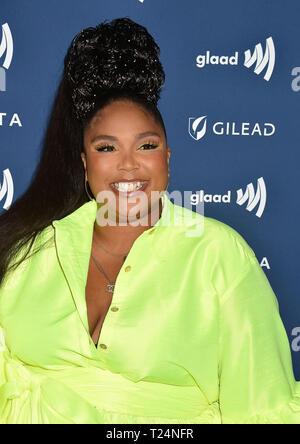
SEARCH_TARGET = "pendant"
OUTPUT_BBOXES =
[106,283,115,293]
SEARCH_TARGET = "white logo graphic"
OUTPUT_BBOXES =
[188,116,275,140]
[190,177,267,218]
[188,116,207,140]
[236,177,266,218]
[0,23,13,92]
[196,52,238,68]
[0,168,14,210]
[244,37,275,82]
[138,0,144,2]
[196,37,275,81]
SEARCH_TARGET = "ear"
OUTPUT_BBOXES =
[81,152,87,173]
[167,146,171,168]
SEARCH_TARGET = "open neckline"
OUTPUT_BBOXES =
[90,194,169,351]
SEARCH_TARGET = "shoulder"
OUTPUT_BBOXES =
[1,225,55,289]
[171,200,259,294]
[203,216,256,262]
[202,214,257,271]
[21,224,55,260]
[199,216,261,301]
[170,199,256,261]
[165,200,257,276]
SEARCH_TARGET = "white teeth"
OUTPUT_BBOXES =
[113,181,145,192]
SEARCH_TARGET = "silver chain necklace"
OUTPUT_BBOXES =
[93,237,129,258]
[91,238,129,293]
[91,255,116,293]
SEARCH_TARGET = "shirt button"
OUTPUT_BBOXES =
[99,343,107,349]
[125,266,131,272]
[149,229,155,235]
[111,306,119,312]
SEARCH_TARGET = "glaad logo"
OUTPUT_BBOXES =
[188,116,275,140]
[244,37,275,82]
[0,168,14,210]
[236,177,266,218]
[190,177,267,218]
[196,37,275,81]
[0,23,13,92]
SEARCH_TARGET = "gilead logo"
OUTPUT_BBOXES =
[188,116,275,140]
[196,37,275,81]
[188,116,207,140]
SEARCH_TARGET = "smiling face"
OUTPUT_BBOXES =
[81,99,171,224]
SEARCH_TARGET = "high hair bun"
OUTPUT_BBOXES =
[65,17,165,121]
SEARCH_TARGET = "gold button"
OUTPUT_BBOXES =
[111,306,119,312]
[99,343,107,349]
[125,266,131,272]
[149,229,155,235]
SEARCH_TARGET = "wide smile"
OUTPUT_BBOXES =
[109,180,149,197]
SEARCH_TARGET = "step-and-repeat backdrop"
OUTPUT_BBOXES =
[1,0,300,377]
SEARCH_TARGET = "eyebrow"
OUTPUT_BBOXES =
[90,131,161,144]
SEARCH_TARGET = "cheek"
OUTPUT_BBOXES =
[85,158,108,190]
[88,156,109,177]
[145,153,168,173]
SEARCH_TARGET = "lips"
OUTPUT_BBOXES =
[110,178,148,183]
[109,180,149,196]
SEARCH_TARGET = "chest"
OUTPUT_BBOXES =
[85,255,126,344]
[0,236,221,393]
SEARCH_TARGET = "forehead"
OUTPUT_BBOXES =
[84,100,161,136]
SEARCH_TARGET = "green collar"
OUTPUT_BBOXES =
[52,192,174,231]
[52,191,202,232]
[51,192,173,338]
[51,192,203,337]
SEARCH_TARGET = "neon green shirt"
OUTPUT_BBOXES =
[0,192,299,424]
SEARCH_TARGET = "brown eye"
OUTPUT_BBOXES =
[96,145,115,152]
[139,143,159,150]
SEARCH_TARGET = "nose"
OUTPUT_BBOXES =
[118,150,140,172]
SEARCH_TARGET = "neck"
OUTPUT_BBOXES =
[92,197,163,252]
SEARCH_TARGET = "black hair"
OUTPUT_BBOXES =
[82,89,167,145]
[0,17,167,288]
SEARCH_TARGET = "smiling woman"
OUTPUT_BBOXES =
[82,100,170,227]
[0,17,300,425]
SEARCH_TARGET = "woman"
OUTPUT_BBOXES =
[0,17,300,424]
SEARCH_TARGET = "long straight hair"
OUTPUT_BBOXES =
[0,81,167,290]
[0,73,88,288]
[0,16,168,289]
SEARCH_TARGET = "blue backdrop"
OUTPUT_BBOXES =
[1,0,300,378]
